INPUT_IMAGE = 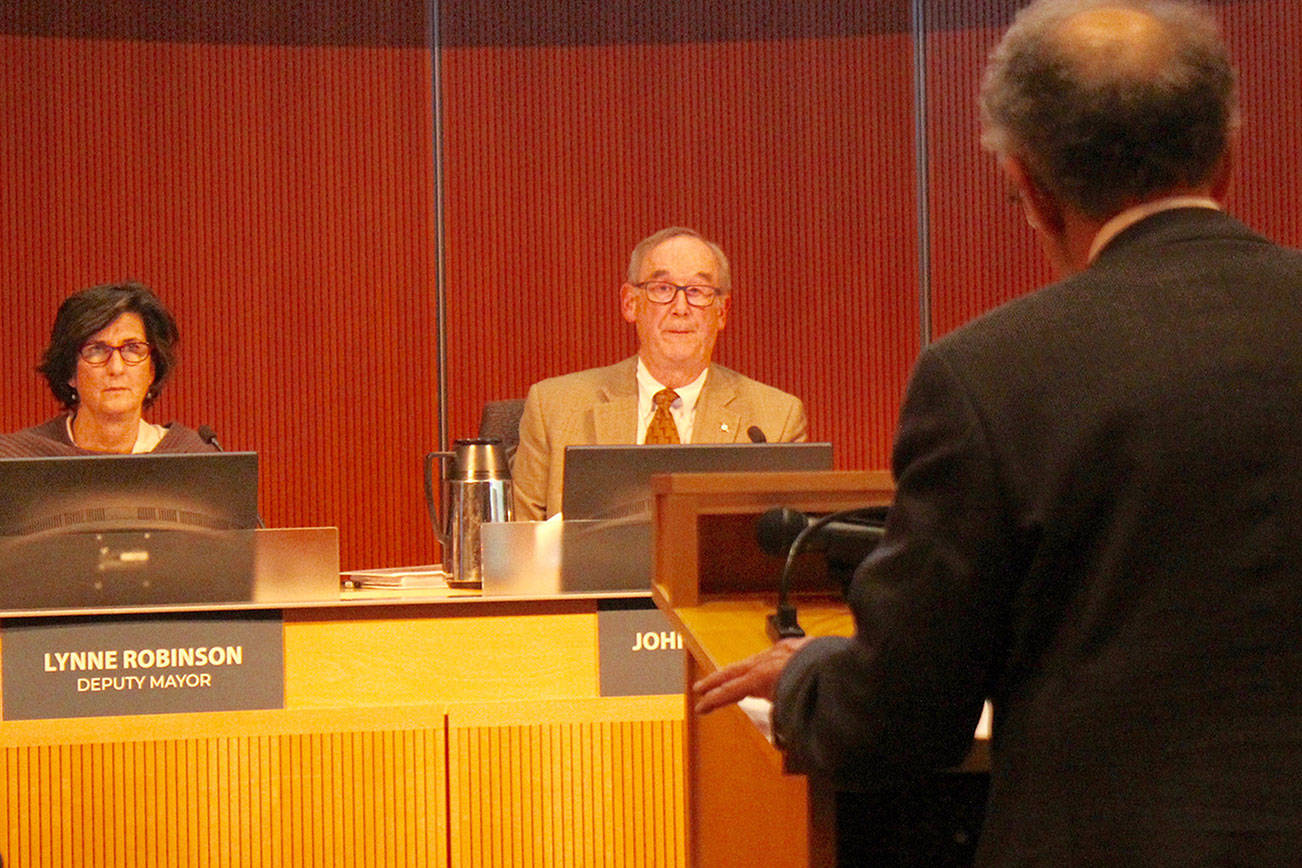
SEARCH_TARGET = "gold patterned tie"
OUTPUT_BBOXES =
[644,388,681,444]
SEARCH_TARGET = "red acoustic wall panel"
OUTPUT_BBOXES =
[440,25,919,473]
[3,0,1298,573]
[924,3,1052,341]
[1219,1,1302,248]
[925,0,1302,340]
[0,30,437,569]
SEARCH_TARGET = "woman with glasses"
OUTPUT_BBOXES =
[0,282,215,455]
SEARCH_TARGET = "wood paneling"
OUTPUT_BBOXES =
[0,701,688,866]
[1,0,1298,571]
[0,602,685,866]
[447,700,685,867]
[0,712,448,866]
[282,602,602,707]
[1219,1,1302,248]
[923,3,1051,341]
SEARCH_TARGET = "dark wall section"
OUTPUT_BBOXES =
[0,0,426,46]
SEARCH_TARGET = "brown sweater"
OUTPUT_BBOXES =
[0,415,217,457]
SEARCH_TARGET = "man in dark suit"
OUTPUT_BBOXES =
[694,1,1302,863]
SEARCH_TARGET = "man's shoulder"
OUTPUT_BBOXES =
[707,363,802,405]
[942,209,1302,350]
[528,359,636,398]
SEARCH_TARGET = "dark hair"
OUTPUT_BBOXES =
[37,282,180,409]
[980,0,1237,219]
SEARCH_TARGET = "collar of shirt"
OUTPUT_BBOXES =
[1087,195,1222,264]
[65,414,166,453]
[635,359,709,444]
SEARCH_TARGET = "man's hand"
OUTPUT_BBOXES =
[691,636,813,715]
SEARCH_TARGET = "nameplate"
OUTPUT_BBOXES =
[1,611,284,721]
[597,600,684,697]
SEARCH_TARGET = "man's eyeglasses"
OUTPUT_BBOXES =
[636,281,722,308]
[79,341,152,366]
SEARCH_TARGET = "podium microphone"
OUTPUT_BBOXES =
[197,425,224,452]
[757,506,887,643]
[747,426,767,443]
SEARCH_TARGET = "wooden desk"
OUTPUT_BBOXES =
[0,592,686,867]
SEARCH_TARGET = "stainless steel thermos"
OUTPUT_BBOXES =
[424,438,513,587]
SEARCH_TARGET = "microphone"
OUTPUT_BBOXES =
[757,507,886,566]
[758,506,887,642]
[747,425,767,443]
[197,425,224,452]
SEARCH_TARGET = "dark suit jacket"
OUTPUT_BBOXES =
[774,209,1302,865]
[513,357,807,520]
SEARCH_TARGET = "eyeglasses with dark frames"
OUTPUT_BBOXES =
[78,341,152,366]
[635,281,723,308]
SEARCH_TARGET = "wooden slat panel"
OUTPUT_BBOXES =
[448,699,685,867]
[0,724,447,866]
[1219,1,1302,249]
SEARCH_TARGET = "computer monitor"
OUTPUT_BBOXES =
[562,442,834,520]
[0,452,259,610]
[549,442,834,592]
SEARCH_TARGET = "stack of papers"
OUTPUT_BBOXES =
[341,565,450,590]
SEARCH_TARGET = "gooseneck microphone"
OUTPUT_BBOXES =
[758,506,888,643]
[197,424,224,452]
[757,507,887,564]
[747,425,767,443]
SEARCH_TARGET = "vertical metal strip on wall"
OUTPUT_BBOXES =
[429,0,450,456]
[912,0,933,349]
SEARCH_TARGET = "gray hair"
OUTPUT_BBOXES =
[980,0,1238,219]
[625,226,732,293]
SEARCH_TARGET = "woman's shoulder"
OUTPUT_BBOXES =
[154,422,219,453]
[0,417,220,455]
[0,416,80,457]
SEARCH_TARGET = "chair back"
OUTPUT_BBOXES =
[477,398,526,468]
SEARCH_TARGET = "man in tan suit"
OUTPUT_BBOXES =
[512,226,808,521]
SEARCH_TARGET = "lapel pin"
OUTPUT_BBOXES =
[720,423,730,432]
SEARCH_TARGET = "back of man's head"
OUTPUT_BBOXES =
[980,0,1237,220]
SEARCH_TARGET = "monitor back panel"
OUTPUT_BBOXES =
[0,452,259,610]
[562,442,834,520]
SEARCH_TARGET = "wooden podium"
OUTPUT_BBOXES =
[651,470,991,867]
[650,470,895,867]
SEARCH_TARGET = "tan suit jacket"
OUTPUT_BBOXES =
[512,357,808,520]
